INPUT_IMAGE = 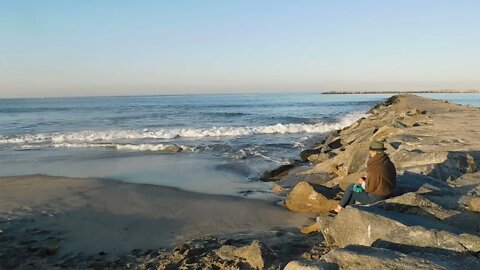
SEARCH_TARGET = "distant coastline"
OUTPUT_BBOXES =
[322,89,480,94]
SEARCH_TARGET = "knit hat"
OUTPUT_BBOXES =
[369,141,386,151]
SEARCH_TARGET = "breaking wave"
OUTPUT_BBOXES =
[0,112,368,146]
[19,143,193,153]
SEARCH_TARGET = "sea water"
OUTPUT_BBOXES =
[0,93,479,196]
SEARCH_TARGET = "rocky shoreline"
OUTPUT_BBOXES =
[1,94,480,269]
[274,94,480,269]
[322,90,480,94]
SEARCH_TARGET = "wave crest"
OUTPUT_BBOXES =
[19,143,192,152]
[0,112,368,145]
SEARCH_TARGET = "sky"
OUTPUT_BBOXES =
[1,0,479,98]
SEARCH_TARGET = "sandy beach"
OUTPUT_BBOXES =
[3,1,480,269]
[1,94,480,269]
[0,175,312,268]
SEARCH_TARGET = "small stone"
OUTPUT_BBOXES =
[272,183,287,193]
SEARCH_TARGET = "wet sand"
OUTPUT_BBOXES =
[0,175,309,256]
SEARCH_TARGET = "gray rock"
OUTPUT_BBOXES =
[342,126,377,146]
[301,148,322,162]
[284,260,338,270]
[376,192,460,220]
[323,132,339,147]
[215,240,276,270]
[285,181,337,213]
[261,163,299,181]
[371,126,399,142]
[392,119,408,128]
[321,245,480,270]
[391,150,478,181]
[345,142,369,174]
[307,152,334,163]
[394,172,450,195]
[368,95,401,114]
[322,206,480,253]
[304,173,334,185]
[327,138,342,150]
[338,172,365,191]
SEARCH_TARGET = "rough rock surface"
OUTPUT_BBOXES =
[338,172,364,191]
[321,206,480,253]
[321,245,480,270]
[261,163,300,181]
[468,197,480,212]
[216,240,276,269]
[271,183,288,193]
[285,181,337,213]
[274,95,480,270]
[284,260,338,270]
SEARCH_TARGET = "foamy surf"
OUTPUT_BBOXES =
[58,143,192,152]
[0,112,368,147]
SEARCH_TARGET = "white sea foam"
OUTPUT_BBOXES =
[50,143,191,152]
[0,112,368,146]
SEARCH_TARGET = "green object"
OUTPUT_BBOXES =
[353,184,364,193]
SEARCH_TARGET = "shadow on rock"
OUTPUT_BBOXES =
[372,239,480,259]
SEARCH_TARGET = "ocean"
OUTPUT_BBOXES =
[1,93,479,197]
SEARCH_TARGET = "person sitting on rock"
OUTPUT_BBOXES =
[333,141,396,213]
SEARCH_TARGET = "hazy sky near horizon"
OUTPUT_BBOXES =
[1,0,479,98]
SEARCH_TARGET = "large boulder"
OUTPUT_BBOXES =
[391,150,449,168]
[304,172,334,185]
[300,148,322,162]
[345,142,370,174]
[307,152,334,163]
[215,240,276,270]
[261,163,299,181]
[321,206,480,253]
[395,172,451,194]
[321,245,480,270]
[391,150,478,181]
[341,126,377,146]
[285,181,337,213]
[327,138,342,150]
[338,172,365,191]
[376,192,460,220]
[371,126,399,142]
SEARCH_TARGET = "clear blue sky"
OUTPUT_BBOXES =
[1,0,479,98]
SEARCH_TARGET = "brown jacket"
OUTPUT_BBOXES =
[366,152,396,197]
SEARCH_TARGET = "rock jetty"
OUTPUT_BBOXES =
[131,94,480,269]
[1,94,479,269]
[274,94,480,269]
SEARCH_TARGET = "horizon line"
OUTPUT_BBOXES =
[1,89,479,100]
